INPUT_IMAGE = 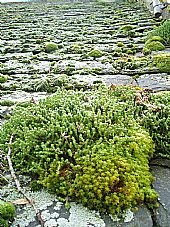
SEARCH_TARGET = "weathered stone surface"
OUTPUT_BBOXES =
[137,74,170,91]
[102,205,153,227]
[0,184,153,227]
[151,162,170,227]
[104,74,133,86]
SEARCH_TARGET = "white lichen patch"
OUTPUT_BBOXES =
[1,182,133,227]
[0,186,59,227]
[53,202,63,211]
[57,218,69,227]
[45,219,58,227]
[124,209,134,222]
[56,202,105,227]
[51,212,60,219]
[41,210,51,221]
[109,209,134,223]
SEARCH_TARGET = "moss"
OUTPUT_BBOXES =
[145,41,165,51]
[0,75,8,83]
[88,49,103,60]
[153,53,170,73]
[119,25,134,32]
[116,42,124,47]
[0,218,8,227]
[136,90,170,157]
[126,49,133,54]
[142,47,151,56]
[0,200,15,222]
[145,36,165,46]
[69,44,83,54]
[45,42,58,53]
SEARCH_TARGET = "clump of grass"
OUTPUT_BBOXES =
[147,20,170,45]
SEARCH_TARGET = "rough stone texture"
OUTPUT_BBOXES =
[137,73,170,91]
[0,185,153,227]
[102,205,153,227]
[151,161,170,227]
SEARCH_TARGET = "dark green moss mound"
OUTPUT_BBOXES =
[0,75,8,83]
[0,86,159,215]
[0,200,15,226]
[45,42,58,53]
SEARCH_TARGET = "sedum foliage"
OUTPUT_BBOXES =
[0,86,161,215]
[138,91,170,157]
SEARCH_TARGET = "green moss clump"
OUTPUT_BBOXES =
[0,87,159,216]
[119,25,134,32]
[142,47,151,56]
[69,44,83,54]
[145,41,165,51]
[153,53,170,73]
[45,42,58,53]
[145,91,170,158]
[0,75,8,83]
[0,200,15,225]
[23,75,90,92]
[116,42,124,47]
[88,49,103,60]
[145,36,165,46]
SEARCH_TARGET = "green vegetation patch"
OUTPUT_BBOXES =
[145,36,165,45]
[0,75,8,83]
[0,100,15,106]
[0,200,15,226]
[88,49,103,60]
[145,41,165,52]
[119,24,134,32]
[153,53,170,73]
[23,75,90,92]
[140,91,170,157]
[45,42,58,53]
[147,20,170,45]
[0,86,161,216]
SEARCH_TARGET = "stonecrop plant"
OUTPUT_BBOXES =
[1,85,169,215]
